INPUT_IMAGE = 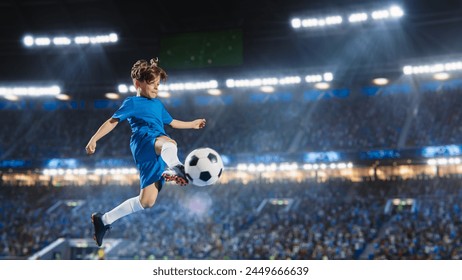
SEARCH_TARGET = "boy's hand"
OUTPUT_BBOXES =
[85,140,97,155]
[192,119,206,129]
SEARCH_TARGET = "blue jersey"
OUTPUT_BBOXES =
[112,96,173,136]
[112,96,174,189]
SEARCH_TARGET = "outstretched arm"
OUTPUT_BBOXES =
[85,117,119,155]
[169,119,206,129]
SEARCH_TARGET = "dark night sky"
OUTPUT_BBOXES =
[0,0,461,96]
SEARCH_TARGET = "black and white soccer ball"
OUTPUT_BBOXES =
[184,147,224,187]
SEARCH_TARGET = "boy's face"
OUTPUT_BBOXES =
[137,76,161,99]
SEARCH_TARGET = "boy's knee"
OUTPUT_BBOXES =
[140,197,156,208]
[155,137,177,154]
[140,200,155,209]
[164,139,177,146]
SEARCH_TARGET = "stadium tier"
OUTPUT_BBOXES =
[2,178,462,260]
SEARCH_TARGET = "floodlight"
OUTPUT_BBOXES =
[389,6,404,17]
[23,33,118,47]
[373,78,389,85]
[35,37,51,46]
[278,76,301,85]
[323,72,334,82]
[56,94,71,101]
[23,36,34,47]
[348,13,368,23]
[158,91,171,98]
[105,93,120,100]
[433,72,450,81]
[314,82,330,90]
[260,86,275,93]
[292,5,403,30]
[75,36,90,44]
[305,75,323,83]
[403,61,462,75]
[0,85,60,96]
[207,89,222,96]
[3,95,19,101]
[118,84,128,93]
[53,37,71,45]
[372,10,390,20]
[291,18,302,28]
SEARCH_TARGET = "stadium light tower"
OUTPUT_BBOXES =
[389,5,405,17]
[0,85,61,97]
[23,32,118,48]
[292,5,404,30]
[117,80,218,94]
[403,60,462,75]
[348,12,368,23]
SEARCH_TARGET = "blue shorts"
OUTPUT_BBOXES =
[130,131,166,190]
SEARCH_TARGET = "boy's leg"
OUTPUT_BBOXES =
[102,196,144,225]
[139,181,160,208]
[92,196,143,247]
[92,182,160,247]
[155,136,188,185]
[156,137,182,166]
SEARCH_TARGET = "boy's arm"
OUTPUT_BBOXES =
[85,118,119,155]
[169,119,206,130]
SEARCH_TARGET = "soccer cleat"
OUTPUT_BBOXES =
[162,164,189,186]
[91,212,111,247]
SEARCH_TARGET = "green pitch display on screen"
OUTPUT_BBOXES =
[160,29,243,69]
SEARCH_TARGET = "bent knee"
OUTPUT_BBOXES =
[155,137,176,153]
[140,198,156,208]
[164,138,177,146]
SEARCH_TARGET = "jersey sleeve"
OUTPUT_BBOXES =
[112,97,134,122]
[161,103,173,125]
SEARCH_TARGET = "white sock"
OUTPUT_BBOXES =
[161,142,182,167]
[102,196,144,225]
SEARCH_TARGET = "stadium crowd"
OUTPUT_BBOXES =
[1,86,462,161]
[1,86,462,259]
[1,177,462,260]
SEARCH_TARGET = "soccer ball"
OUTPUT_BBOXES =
[184,147,224,187]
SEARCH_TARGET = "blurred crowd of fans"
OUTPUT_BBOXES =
[1,87,462,260]
[1,177,462,260]
[1,88,462,161]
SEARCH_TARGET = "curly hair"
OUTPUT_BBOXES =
[130,57,167,83]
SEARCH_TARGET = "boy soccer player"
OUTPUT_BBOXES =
[85,58,206,246]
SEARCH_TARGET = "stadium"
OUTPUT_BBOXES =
[1,0,462,260]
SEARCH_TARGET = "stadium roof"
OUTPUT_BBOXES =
[0,0,461,97]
